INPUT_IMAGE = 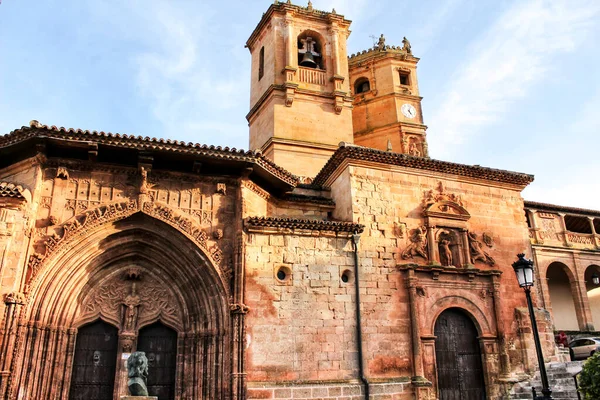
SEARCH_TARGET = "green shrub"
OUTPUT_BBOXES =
[578,352,600,400]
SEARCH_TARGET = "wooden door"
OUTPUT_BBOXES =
[434,308,486,400]
[69,320,119,400]
[137,322,178,399]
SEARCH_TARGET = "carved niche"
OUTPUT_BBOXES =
[80,269,182,332]
[420,182,471,267]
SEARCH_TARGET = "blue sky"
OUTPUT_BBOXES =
[1,0,598,209]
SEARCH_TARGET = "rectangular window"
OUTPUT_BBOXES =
[399,71,410,86]
[258,47,265,80]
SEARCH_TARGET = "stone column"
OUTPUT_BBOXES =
[406,269,424,379]
[572,254,595,331]
[527,210,543,244]
[0,292,25,399]
[461,229,471,267]
[558,213,570,247]
[426,226,438,265]
[491,276,511,378]
[589,217,600,249]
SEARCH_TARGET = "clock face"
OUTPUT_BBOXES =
[401,103,417,119]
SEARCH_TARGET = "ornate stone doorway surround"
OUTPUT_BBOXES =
[4,203,233,400]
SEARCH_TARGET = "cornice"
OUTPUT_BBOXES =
[244,216,363,235]
[246,2,351,51]
[312,143,534,188]
[1,121,298,190]
[525,200,600,218]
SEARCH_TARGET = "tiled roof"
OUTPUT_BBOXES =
[245,216,364,233]
[524,201,600,217]
[0,182,26,200]
[312,143,534,187]
[1,121,298,187]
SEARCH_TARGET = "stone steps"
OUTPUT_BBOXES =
[510,361,584,400]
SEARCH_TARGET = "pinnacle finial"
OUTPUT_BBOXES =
[307,0,313,11]
[387,139,393,152]
[332,8,336,13]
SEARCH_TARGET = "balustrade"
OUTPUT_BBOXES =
[298,67,326,86]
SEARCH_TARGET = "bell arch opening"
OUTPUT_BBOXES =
[12,212,231,400]
[546,262,578,330]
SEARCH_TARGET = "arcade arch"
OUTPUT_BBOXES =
[585,264,600,330]
[546,262,578,330]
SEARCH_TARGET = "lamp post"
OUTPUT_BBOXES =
[512,253,553,400]
[592,273,600,286]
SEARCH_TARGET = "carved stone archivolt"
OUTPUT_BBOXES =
[27,199,228,291]
[80,270,182,332]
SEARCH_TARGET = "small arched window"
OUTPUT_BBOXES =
[354,77,370,94]
[258,46,265,80]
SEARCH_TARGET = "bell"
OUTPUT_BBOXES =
[300,51,317,68]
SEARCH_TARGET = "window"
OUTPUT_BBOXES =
[354,77,370,94]
[399,70,410,85]
[258,46,265,80]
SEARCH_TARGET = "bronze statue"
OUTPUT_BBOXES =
[127,351,149,396]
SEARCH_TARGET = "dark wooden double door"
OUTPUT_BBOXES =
[434,308,486,400]
[69,320,177,400]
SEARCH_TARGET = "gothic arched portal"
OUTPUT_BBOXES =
[8,212,231,400]
[434,308,486,400]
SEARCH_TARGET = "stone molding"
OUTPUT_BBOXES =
[244,216,363,236]
[312,143,534,188]
[1,122,297,187]
[27,199,228,292]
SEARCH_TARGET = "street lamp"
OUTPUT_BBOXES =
[592,273,600,286]
[512,253,553,400]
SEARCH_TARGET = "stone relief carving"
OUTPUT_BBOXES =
[539,216,560,241]
[422,182,463,209]
[27,200,228,289]
[82,270,181,332]
[401,226,428,260]
[468,232,495,265]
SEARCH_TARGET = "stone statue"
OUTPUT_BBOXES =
[127,351,149,396]
[376,34,386,50]
[409,142,421,157]
[402,36,412,54]
[468,232,495,265]
[401,227,428,260]
[439,239,452,266]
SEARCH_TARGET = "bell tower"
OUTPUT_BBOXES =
[246,1,354,178]
[349,35,429,157]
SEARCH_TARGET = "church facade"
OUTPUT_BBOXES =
[0,2,599,400]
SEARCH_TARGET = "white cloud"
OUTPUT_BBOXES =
[428,0,600,159]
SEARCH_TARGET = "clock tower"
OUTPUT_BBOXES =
[246,1,354,178]
[349,35,429,157]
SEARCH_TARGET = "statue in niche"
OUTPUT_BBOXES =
[439,239,452,266]
[122,281,141,332]
[139,166,149,194]
[402,36,412,54]
[408,140,421,157]
[401,227,428,260]
[469,232,495,265]
[127,351,149,396]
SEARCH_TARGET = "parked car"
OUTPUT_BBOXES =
[569,337,600,360]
